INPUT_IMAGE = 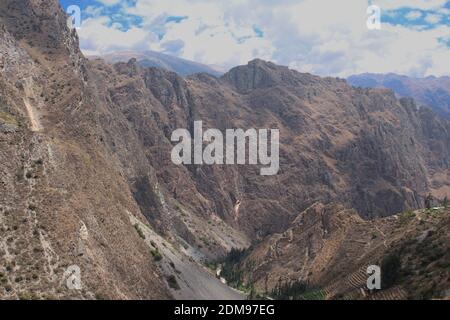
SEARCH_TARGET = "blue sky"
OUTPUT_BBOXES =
[60,0,450,77]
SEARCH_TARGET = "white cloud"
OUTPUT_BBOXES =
[437,7,450,15]
[77,0,450,77]
[375,0,447,10]
[84,5,103,17]
[96,0,122,6]
[78,16,157,55]
[405,10,422,20]
[424,13,442,24]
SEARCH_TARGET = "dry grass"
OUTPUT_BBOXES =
[0,111,17,125]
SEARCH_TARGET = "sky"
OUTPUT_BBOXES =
[59,0,450,77]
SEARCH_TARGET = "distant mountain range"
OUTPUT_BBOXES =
[93,50,224,77]
[347,73,450,121]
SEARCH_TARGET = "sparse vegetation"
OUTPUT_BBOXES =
[33,159,43,166]
[0,111,17,125]
[381,251,402,289]
[441,196,449,208]
[204,261,217,272]
[0,273,7,285]
[95,292,106,300]
[271,279,308,300]
[166,275,180,290]
[134,224,145,239]
[18,291,39,300]
[270,279,325,300]
[425,193,433,210]
[15,166,24,181]
[220,248,249,288]
[150,249,162,262]
[301,289,326,300]
[398,209,415,226]
[201,237,210,247]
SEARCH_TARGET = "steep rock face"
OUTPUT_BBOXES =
[234,204,449,300]
[0,0,171,299]
[191,63,449,229]
[89,58,250,257]
[89,58,450,242]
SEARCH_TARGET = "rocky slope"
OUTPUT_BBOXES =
[347,73,450,122]
[0,0,449,299]
[0,0,251,300]
[90,55,450,242]
[0,0,177,299]
[228,204,449,300]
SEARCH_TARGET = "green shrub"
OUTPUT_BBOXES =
[166,275,180,290]
[425,193,433,209]
[151,249,162,262]
[398,210,415,226]
[381,252,402,289]
[18,292,39,300]
[441,196,449,208]
[95,292,106,300]
[220,248,248,287]
[134,224,145,239]
[271,279,308,300]
[16,166,24,181]
[204,261,217,271]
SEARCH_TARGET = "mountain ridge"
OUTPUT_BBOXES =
[226,203,449,300]
[347,73,450,121]
[95,50,224,77]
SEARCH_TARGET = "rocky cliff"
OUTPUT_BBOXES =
[0,0,171,299]
[230,204,449,300]
[96,56,450,239]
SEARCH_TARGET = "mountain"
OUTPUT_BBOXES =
[0,0,449,300]
[223,204,449,300]
[97,50,224,77]
[347,73,450,121]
